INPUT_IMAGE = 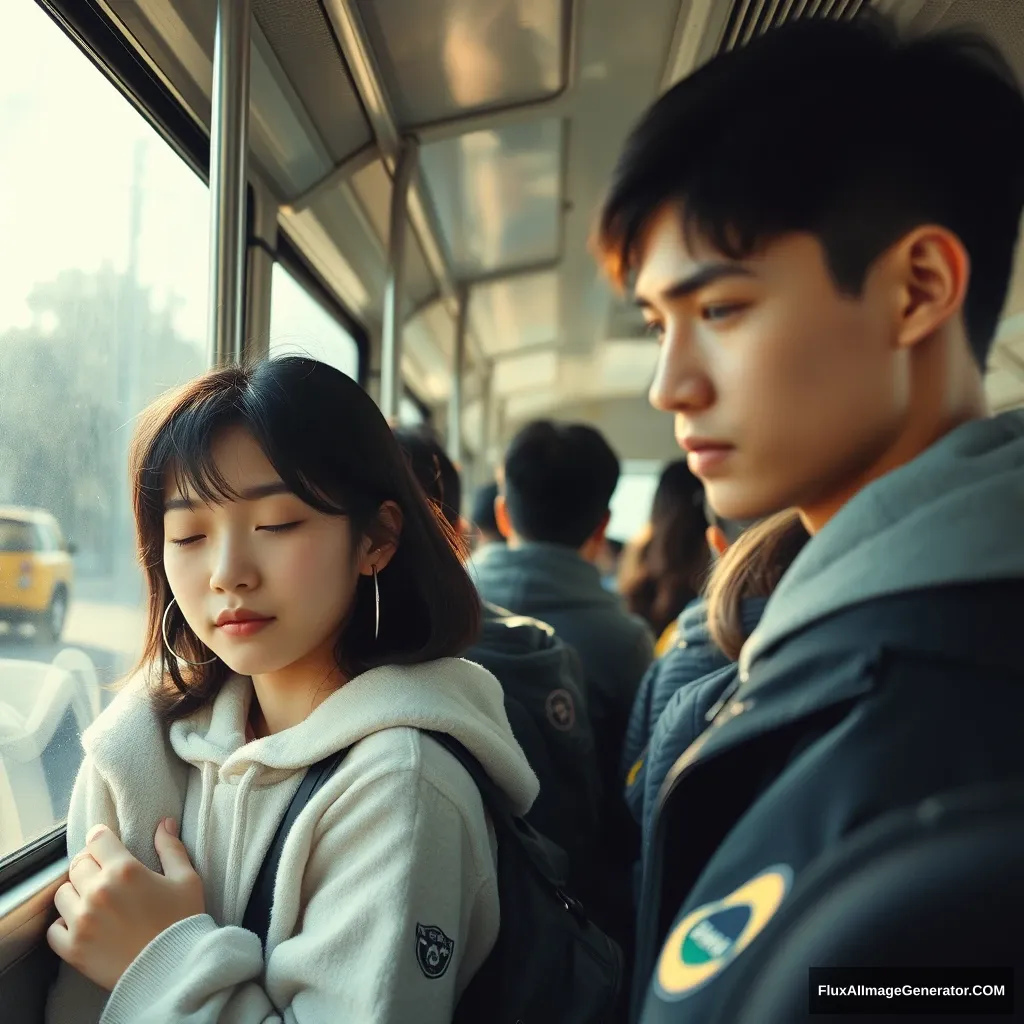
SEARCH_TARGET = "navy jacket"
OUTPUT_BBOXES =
[636,411,1024,1022]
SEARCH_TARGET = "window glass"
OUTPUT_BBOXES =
[0,520,36,553]
[0,3,209,862]
[607,462,663,544]
[399,396,426,426]
[269,263,360,379]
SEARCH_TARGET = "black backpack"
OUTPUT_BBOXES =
[243,730,623,1024]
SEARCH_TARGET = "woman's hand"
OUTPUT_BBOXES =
[47,819,205,991]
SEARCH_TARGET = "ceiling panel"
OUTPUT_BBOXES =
[493,349,559,393]
[252,0,373,163]
[468,270,558,356]
[419,118,563,277]
[357,0,566,127]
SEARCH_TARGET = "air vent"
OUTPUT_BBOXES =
[719,0,870,54]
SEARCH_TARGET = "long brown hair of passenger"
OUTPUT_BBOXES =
[705,509,810,661]
[619,460,710,637]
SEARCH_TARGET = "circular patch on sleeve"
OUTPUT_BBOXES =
[545,688,576,731]
[654,865,793,1001]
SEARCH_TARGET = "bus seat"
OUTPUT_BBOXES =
[0,655,98,849]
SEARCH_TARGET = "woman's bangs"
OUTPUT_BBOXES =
[146,393,357,519]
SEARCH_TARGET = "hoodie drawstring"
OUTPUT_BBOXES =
[194,761,218,882]
[224,764,259,921]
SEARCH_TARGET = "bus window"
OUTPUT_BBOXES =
[0,1,209,864]
[269,262,360,379]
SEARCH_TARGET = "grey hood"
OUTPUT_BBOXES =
[741,410,1024,681]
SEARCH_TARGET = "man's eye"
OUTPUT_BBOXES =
[701,302,747,322]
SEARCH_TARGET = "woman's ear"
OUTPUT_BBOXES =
[360,501,403,575]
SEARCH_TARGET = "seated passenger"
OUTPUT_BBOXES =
[617,460,709,653]
[392,426,601,882]
[594,12,1024,1021]
[46,358,538,1024]
[475,420,655,802]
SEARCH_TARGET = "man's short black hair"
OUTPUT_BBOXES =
[595,12,1024,367]
[502,420,620,549]
[392,425,461,532]
[472,481,501,538]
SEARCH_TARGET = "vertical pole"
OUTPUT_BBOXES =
[243,181,278,363]
[208,0,252,367]
[448,287,468,466]
[381,139,418,420]
[479,360,493,481]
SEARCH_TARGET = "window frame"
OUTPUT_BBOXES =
[274,233,369,387]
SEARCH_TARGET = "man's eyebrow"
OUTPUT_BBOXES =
[163,481,290,512]
[635,263,755,309]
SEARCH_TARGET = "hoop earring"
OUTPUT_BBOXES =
[373,565,380,641]
[162,597,217,666]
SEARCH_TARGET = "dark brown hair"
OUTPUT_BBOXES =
[705,509,810,661]
[592,13,1024,367]
[619,460,709,637]
[130,357,481,723]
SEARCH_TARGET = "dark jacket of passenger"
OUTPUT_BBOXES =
[473,542,655,802]
[465,601,601,884]
[636,411,1024,1023]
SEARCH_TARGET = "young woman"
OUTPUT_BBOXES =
[45,357,538,1024]
[617,460,709,654]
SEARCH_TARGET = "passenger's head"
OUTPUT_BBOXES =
[497,419,620,558]
[705,510,811,661]
[392,425,463,536]
[595,14,1024,531]
[471,480,503,545]
[619,460,710,635]
[132,357,481,723]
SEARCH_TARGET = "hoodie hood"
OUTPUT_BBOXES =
[165,658,538,817]
[742,410,1024,680]
[473,541,624,616]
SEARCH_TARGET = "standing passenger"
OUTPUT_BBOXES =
[594,12,1024,1020]
[46,357,538,1024]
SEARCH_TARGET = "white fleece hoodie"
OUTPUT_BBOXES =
[46,658,538,1024]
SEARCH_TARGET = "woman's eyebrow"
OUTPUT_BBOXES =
[163,481,290,512]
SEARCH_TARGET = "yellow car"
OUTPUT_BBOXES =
[0,507,75,643]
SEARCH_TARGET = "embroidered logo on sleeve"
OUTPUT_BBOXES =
[416,923,455,979]
[545,688,576,731]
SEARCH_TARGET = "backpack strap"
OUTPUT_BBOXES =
[242,745,352,949]
[423,731,580,913]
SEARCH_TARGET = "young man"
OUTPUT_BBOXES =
[475,419,654,966]
[476,420,655,794]
[594,12,1024,1022]
[392,426,602,882]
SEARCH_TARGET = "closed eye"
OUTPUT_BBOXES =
[258,522,302,533]
[170,535,203,548]
[644,320,665,339]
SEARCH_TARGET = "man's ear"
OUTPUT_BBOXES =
[706,525,729,557]
[886,225,969,351]
[494,494,513,541]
